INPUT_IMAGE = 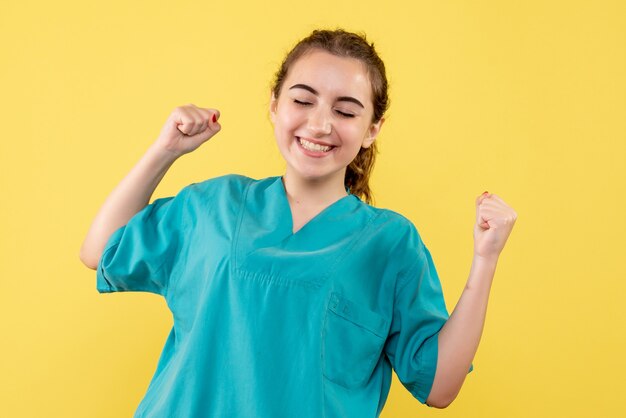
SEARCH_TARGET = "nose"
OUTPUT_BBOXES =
[307,106,332,136]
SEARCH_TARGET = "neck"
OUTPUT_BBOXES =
[281,168,348,207]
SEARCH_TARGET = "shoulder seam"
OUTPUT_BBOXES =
[163,187,192,298]
[394,254,425,295]
[231,175,254,271]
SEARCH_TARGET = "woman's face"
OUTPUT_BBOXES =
[270,49,384,185]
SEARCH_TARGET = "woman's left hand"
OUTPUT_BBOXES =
[473,192,518,260]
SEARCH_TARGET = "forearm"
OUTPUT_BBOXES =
[79,144,178,269]
[426,254,498,408]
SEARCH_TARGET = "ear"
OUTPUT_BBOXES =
[269,92,278,123]
[362,117,385,149]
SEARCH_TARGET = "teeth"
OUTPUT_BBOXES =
[299,138,332,152]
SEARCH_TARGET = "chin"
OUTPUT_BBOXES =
[290,165,345,184]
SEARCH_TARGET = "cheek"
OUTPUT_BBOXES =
[337,123,368,143]
[276,109,300,133]
[275,114,299,147]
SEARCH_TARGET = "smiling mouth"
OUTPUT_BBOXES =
[296,137,336,153]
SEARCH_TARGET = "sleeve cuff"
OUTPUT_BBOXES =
[407,332,439,405]
[96,259,114,293]
[406,335,475,407]
[95,226,125,294]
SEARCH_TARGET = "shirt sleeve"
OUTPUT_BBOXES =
[384,226,474,405]
[96,187,190,297]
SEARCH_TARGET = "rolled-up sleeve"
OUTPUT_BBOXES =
[384,227,473,405]
[96,188,189,297]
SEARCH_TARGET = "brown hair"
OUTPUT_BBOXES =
[271,28,390,205]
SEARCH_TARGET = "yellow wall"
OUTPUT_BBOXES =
[1,1,624,417]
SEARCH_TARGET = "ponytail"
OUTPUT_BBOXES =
[345,142,378,205]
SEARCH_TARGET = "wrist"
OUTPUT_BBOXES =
[146,143,180,167]
[473,252,499,266]
[466,255,498,291]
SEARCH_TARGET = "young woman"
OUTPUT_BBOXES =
[80,29,517,417]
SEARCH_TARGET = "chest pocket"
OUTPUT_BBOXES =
[322,292,390,389]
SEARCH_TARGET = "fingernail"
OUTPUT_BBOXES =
[212,114,217,123]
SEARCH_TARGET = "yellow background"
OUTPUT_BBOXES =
[1,0,625,417]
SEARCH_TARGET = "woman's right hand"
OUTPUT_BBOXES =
[154,104,221,158]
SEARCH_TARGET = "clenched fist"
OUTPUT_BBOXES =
[154,104,221,158]
[473,192,517,260]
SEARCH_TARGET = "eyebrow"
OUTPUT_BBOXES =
[289,84,365,108]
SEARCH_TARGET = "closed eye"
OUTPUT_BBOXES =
[335,110,355,118]
[294,99,355,118]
